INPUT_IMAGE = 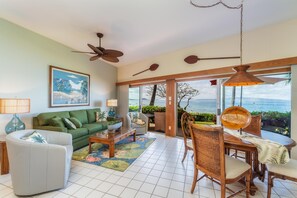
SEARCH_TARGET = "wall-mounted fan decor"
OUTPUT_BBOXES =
[72,33,123,63]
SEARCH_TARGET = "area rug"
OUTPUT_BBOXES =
[72,136,156,171]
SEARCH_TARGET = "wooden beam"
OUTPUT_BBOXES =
[165,79,176,137]
[116,56,296,86]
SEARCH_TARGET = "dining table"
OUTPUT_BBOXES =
[223,130,296,195]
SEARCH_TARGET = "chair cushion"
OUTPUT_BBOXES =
[68,128,89,139]
[267,159,297,178]
[131,123,146,129]
[69,110,88,124]
[186,140,193,149]
[21,131,48,144]
[225,155,251,179]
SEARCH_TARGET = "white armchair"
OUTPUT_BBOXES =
[6,129,73,196]
[127,112,149,135]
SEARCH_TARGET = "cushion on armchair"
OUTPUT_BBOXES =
[21,131,48,144]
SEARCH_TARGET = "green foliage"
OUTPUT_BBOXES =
[141,106,165,114]
[251,111,291,136]
[177,108,216,127]
[129,106,139,112]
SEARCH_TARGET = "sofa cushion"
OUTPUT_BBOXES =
[68,128,88,139]
[69,117,82,128]
[87,108,101,123]
[37,111,70,126]
[49,116,65,128]
[69,110,88,124]
[63,118,77,130]
[83,123,106,134]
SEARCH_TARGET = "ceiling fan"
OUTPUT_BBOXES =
[72,33,124,63]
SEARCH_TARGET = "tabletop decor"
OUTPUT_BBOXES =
[72,136,155,171]
[0,98,30,134]
[106,99,117,117]
[49,65,90,107]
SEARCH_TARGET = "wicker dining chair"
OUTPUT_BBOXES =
[181,112,195,162]
[189,124,252,197]
[266,159,297,198]
[243,115,262,137]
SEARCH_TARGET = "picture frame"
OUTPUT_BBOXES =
[49,65,90,107]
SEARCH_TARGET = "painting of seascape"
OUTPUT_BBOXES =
[50,66,90,107]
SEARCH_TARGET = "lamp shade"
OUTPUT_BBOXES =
[0,98,30,114]
[106,99,118,107]
[223,65,264,86]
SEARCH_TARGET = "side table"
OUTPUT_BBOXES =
[0,135,9,175]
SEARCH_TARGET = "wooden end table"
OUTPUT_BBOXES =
[0,135,9,175]
[88,127,136,158]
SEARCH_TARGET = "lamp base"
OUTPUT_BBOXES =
[108,108,116,118]
[5,114,26,134]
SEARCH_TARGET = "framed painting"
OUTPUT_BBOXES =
[49,66,90,107]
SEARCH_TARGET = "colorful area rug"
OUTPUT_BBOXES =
[72,136,155,171]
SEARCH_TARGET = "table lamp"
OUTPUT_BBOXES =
[106,99,117,117]
[0,98,30,134]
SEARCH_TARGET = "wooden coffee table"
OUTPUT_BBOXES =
[88,127,136,158]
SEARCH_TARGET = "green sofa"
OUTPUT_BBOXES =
[33,108,107,150]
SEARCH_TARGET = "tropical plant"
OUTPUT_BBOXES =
[145,83,199,110]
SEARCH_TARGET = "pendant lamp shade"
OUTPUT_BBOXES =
[223,65,264,86]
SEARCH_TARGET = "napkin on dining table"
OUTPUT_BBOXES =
[224,128,290,165]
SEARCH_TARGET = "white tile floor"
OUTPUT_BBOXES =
[0,132,297,198]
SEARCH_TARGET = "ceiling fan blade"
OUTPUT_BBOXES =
[104,49,124,57]
[102,56,119,63]
[87,44,103,55]
[90,55,101,61]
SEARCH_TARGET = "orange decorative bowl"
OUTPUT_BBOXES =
[221,106,251,130]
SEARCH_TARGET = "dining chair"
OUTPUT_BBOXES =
[243,115,262,137]
[181,112,195,162]
[266,159,297,198]
[189,124,251,197]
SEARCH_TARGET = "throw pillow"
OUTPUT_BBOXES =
[21,131,48,144]
[95,111,99,122]
[62,118,77,129]
[49,116,65,128]
[69,117,82,128]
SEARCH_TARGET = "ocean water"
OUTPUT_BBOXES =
[129,98,291,113]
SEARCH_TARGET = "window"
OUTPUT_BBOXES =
[222,73,291,136]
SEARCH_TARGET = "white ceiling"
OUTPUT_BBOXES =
[1,0,297,67]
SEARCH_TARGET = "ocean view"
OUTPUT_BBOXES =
[129,98,291,113]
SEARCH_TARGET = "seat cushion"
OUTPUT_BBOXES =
[131,123,146,129]
[83,123,104,134]
[186,140,193,149]
[225,155,251,179]
[267,159,297,178]
[68,128,88,139]
[69,110,88,124]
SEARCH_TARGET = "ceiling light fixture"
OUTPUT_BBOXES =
[190,0,264,86]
